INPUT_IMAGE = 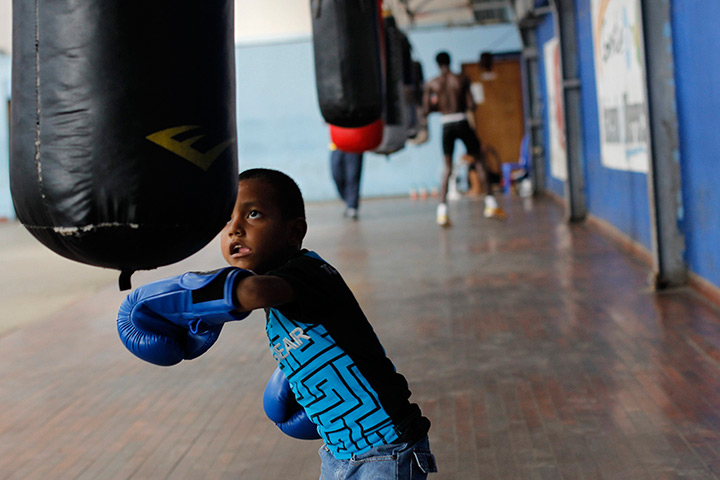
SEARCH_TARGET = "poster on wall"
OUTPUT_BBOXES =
[591,0,649,173]
[544,38,567,181]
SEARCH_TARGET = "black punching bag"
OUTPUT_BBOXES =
[373,16,409,155]
[10,0,238,286]
[311,0,383,128]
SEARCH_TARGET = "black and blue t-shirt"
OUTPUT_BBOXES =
[265,250,429,459]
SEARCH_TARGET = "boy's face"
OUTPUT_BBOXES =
[220,179,305,274]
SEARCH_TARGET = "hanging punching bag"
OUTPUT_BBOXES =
[311,0,383,128]
[373,16,409,155]
[325,0,384,152]
[330,120,384,153]
[10,0,238,287]
[407,60,429,145]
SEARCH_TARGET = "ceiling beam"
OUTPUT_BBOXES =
[471,1,510,11]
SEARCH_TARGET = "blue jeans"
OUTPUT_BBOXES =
[330,149,363,210]
[319,437,437,480]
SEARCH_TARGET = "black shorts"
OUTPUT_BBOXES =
[442,120,481,157]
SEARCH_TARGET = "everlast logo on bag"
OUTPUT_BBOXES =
[146,125,235,171]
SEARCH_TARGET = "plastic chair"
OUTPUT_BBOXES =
[502,133,530,194]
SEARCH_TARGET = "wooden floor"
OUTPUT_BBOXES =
[1,194,720,479]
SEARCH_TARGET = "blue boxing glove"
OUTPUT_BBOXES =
[263,367,321,440]
[117,267,252,366]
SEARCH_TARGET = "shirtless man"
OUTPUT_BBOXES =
[423,51,506,226]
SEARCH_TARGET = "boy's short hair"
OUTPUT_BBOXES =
[435,51,450,66]
[238,168,305,220]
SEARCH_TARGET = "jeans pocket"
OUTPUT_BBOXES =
[412,451,438,474]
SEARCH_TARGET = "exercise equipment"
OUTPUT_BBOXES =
[263,367,321,440]
[323,0,386,152]
[10,0,238,289]
[311,0,383,128]
[329,119,384,153]
[373,16,410,155]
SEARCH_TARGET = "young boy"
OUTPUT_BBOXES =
[117,168,436,479]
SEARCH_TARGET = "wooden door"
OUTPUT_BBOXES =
[462,56,524,177]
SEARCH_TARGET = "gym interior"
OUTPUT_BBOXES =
[0,0,719,478]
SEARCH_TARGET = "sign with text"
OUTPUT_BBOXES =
[544,38,567,181]
[591,0,649,172]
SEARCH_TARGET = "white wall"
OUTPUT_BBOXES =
[234,0,312,43]
[0,0,9,54]
[0,0,312,53]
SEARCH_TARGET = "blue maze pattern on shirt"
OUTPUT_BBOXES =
[266,308,399,459]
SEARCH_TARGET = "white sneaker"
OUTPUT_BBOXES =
[483,205,507,220]
[436,204,451,227]
[344,208,359,220]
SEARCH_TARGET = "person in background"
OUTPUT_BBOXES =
[423,51,506,227]
[329,142,364,220]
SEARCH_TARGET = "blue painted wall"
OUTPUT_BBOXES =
[535,11,565,197]
[235,24,522,203]
[534,2,652,247]
[672,1,720,287]
[531,1,720,289]
[574,0,651,250]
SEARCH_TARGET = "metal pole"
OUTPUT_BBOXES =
[553,0,586,222]
[519,22,546,194]
[641,0,686,288]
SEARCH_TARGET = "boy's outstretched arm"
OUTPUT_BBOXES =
[235,275,294,312]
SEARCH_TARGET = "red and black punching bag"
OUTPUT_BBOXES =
[311,0,383,128]
[10,0,238,288]
[329,120,384,153]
